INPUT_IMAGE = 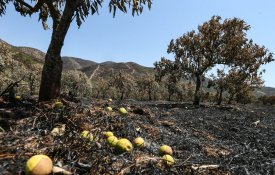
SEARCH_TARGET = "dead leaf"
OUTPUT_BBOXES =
[51,124,66,136]
[52,166,72,175]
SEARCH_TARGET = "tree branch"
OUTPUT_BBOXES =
[15,0,45,14]
[45,1,61,29]
[0,77,24,97]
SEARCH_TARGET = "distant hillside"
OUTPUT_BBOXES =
[0,40,43,66]
[261,87,275,96]
[61,56,155,79]
[1,38,275,96]
[79,61,155,79]
[62,56,97,70]
[17,47,45,63]
[0,39,154,79]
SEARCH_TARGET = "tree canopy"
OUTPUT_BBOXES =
[156,16,273,105]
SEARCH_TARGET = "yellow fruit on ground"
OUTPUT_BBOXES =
[54,101,63,109]
[25,154,53,175]
[115,138,133,153]
[133,137,145,148]
[103,131,114,138]
[15,96,21,100]
[118,107,128,115]
[106,107,112,112]
[159,145,173,156]
[88,134,94,142]
[107,136,118,147]
[162,154,175,166]
[87,133,94,142]
[81,130,93,141]
[81,130,89,138]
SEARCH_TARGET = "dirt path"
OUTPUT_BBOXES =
[125,63,135,74]
[89,65,100,80]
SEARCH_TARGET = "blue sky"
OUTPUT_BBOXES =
[0,0,274,87]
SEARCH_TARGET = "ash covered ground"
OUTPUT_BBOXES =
[0,98,275,175]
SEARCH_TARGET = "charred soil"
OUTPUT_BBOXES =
[0,99,274,175]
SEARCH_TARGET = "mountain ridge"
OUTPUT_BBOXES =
[1,38,274,96]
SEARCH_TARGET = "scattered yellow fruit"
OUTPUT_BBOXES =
[159,145,173,156]
[106,107,112,112]
[81,130,93,142]
[81,130,89,138]
[162,154,175,166]
[88,134,94,142]
[54,101,63,109]
[103,131,114,138]
[15,96,21,100]
[115,138,133,153]
[133,137,145,148]
[107,136,118,147]
[118,107,128,115]
[25,154,53,175]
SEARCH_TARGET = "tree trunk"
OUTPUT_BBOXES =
[193,75,202,105]
[120,91,124,100]
[148,90,152,101]
[217,88,223,105]
[39,1,77,101]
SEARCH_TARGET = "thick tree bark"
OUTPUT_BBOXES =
[39,1,77,101]
[39,50,63,101]
[194,74,202,105]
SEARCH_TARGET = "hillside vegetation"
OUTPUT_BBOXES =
[0,39,274,104]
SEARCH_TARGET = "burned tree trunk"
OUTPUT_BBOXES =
[39,1,77,101]
[194,74,202,105]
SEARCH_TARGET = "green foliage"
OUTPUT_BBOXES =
[0,0,12,16]
[1,0,152,29]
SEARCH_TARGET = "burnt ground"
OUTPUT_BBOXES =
[0,98,274,175]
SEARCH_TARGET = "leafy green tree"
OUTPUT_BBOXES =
[0,0,152,101]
